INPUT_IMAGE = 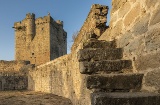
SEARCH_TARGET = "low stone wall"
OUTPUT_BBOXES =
[28,53,92,105]
[0,60,30,73]
[99,0,160,92]
[0,60,31,91]
[0,73,28,91]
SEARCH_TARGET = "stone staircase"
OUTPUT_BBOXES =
[77,38,160,105]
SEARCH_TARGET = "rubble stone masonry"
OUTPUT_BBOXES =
[71,4,108,51]
[0,60,30,90]
[99,0,160,93]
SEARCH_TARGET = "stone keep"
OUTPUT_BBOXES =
[13,13,67,65]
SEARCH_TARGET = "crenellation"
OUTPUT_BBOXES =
[50,20,63,30]
[13,22,26,31]
[25,13,35,19]
[35,15,56,25]
[56,20,63,27]
[35,17,49,24]
[14,21,22,26]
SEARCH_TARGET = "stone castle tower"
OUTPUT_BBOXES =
[13,13,67,65]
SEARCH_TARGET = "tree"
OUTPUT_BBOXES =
[72,31,79,42]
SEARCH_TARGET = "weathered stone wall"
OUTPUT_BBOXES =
[28,54,92,105]
[0,73,28,91]
[14,13,67,65]
[99,0,160,92]
[0,60,30,90]
[0,60,30,73]
[71,4,108,51]
[50,20,67,60]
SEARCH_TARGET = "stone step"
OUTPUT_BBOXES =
[83,39,116,49]
[91,92,160,105]
[86,73,143,91]
[79,60,132,74]
[77,48,123,62]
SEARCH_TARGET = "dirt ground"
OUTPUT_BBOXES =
[0,91,72,105]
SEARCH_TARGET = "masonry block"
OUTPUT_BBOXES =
[91,92,160,105]
[86,73,143,91]
[79,60,132,74]
[77,48,123,62]
[83,39,116,49]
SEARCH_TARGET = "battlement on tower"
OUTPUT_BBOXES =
[35,15,51,24]
[56,20,63,26]
[26,13,35,19]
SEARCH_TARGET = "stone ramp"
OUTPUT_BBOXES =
[0,91,72,105]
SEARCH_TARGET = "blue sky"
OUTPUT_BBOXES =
[0,0,111,60]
